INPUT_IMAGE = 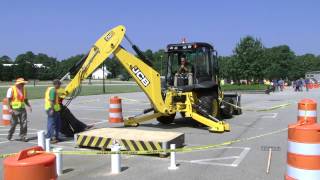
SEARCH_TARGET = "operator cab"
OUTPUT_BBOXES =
[164,42,219,92]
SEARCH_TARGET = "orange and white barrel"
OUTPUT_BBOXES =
[108,96,123,123]
[286,99,320,179]
[286,122,320,179]
[1,98,11,126]
[297,98,316,124]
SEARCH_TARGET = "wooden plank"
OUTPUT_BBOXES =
[78,128,184,143]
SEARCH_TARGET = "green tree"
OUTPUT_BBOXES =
[59,54,85,78]
[1,66,13,81]
[13,51,37,79]
[152,49,166,75]
[0,55,12,63]
[263,45,294,80]
[234,36,265,82]
[105,57,121,78]
[288,54,319,80]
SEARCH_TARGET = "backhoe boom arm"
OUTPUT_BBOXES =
[63,25,167,114]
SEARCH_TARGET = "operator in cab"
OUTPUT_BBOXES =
[178,56,191,74]
[174,56,193,86]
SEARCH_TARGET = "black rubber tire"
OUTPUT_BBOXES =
[156,113,176,124]
[222,99,234,118]
[198,95,220,120]
[234,106,242,115]
[233,97,242,115]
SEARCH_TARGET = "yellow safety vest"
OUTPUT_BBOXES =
[45,87,61,111]
[11,86,26,109]
[57,87,66,103]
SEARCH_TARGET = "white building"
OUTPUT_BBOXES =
[2,64,16,67]
[306,71,320,83]
[91,67,111,79]
[2,63,45,68]
[34,64,45,68]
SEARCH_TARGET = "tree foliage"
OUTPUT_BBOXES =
[1,37,320,82]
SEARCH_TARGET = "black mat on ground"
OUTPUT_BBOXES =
[60,106,88,137]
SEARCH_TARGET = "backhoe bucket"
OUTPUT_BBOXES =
[60,106,92,137]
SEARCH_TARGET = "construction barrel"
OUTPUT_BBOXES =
[286,99,320,179]
[108,96,123,123]
[1,98,11,126]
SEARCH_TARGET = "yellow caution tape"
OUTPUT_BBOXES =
[219,98,291,112]
[255,103,291,112]
[0,127,288,158]
[0,153,18,158]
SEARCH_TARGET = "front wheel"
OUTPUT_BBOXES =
[198,95,220,120]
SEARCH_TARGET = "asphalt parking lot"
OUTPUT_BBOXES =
[1,88,319,180]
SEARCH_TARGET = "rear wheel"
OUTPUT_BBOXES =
[156,113,176,124]
[222,99,234,118]
[233,96,242,115]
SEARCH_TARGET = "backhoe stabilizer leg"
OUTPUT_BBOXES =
[190,112,230,133]
[124,112,164,127]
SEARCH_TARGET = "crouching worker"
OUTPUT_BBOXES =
[45,79,62,144]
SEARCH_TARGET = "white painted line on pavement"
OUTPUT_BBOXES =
[90,121,108,125]
[261,113,278,119]
[231,147,251,167]
[78,117,106,121]
[77,117,109,125]
[177,147,251,167]
[191,156,239,162]
[180,160,237,167]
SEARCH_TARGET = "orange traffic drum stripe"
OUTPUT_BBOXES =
[288,124,320,143]
[287,153,320,170]
[298,99,317,110]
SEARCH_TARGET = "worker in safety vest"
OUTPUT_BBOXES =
[45,79,62,143]
[7,78,32,142]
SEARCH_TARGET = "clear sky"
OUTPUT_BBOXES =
[0,0,319,60]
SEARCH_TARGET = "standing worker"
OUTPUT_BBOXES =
[305,78,309,92]
[7,78,32,142]
[45,79,62,143]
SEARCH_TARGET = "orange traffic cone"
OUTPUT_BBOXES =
[1,98,11,126]
[297,98,317,124]
[108,96,123,123]
[285,99,320,179]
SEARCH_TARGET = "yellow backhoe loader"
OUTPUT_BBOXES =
[59,25,242,134]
